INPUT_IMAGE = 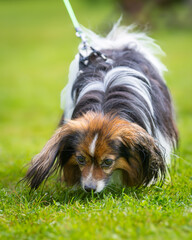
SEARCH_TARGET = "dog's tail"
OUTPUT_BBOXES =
[61,20,167,112]
[81,19,167,77]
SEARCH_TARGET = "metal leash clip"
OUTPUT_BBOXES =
[63,0,107,66]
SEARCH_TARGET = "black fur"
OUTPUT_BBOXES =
[71,47,178,145]
[23,43,178,190]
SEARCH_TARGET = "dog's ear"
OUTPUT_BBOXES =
[24,125,75,189]
[116,122,166,186]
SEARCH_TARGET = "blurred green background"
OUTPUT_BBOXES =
[0,0,192,239]
[1,0,191,183]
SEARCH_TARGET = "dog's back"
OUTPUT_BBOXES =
[24,24,178,191]
[61,25,178,164]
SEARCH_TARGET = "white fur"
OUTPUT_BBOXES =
[76,66,155,134]
[81,21,167,77]
[81,164,93,190]
[86,164,94,182]
[95,180,105,193]
[155,130,173,165]
[61,22,167,120]
[104,67,155,133]
[60,54,79,120]
[60,23,172,163]
[81,164,105,192]
[77,81,104,103]
[89,134,98,156]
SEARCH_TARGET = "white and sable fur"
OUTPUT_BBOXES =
[61,24,177,164]
[24,23,178,191]
[61,23,167,117]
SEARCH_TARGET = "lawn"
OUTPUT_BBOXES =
[0,0,192,239]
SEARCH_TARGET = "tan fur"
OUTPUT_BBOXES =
[25,112,164,189]
[62,113,152,185]
[62,156,81,186]
[114,157,142,186]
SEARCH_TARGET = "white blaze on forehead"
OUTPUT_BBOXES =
[89,134,98,156]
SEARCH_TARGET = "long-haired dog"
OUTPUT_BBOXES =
[24,24,178,193]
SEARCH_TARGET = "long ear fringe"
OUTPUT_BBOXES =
[136,137,166,187]
[23,153,60,190]
[119,123,167,187]
[22,127,69,189]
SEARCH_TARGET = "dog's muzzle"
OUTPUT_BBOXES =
[81,178,106,193]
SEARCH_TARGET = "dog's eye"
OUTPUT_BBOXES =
[101,158,114,167]
[76,155,86,165]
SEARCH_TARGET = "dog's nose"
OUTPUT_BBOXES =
[84,185,96,192]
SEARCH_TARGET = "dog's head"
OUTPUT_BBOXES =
[25,112,165,192]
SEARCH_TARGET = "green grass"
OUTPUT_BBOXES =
[0,0,192,239]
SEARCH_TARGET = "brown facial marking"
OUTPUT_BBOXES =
[62,112,163,188]
[62,155,81,186]
[81,163,93,179]
[25,111,164,191]
[92,165,106,180]
[114,156,142,186]
[80,163,106,180]
[65,113,143,185]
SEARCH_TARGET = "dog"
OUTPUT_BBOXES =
[24,24,178,193]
